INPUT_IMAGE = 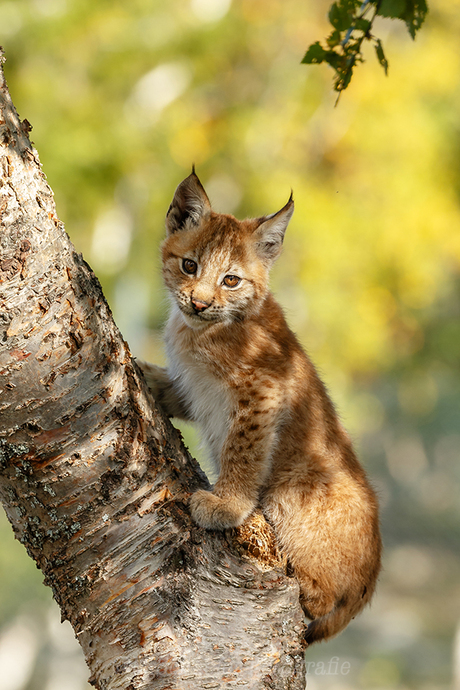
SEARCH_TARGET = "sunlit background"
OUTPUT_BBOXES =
[1,0,460,688]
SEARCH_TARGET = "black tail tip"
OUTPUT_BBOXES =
[304,619,323,646]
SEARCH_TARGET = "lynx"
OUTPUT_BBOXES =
[138,171,381,644]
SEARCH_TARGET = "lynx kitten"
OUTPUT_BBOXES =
[138,171,381,644]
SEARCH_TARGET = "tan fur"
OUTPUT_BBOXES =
[138,172,382,644]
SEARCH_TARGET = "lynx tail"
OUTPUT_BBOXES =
[304,599,363,645]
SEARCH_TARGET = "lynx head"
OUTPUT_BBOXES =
[161,171,294,329]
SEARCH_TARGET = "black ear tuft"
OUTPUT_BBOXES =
[166,171,211,234]
[254,195,294,264]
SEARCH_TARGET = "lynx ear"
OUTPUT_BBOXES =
[254,194,294,263]
[166,170,212,234]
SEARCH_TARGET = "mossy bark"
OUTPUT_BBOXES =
[0,51,306,689]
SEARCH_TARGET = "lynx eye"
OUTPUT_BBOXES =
[223,275,241,288]
[182,258,197,275]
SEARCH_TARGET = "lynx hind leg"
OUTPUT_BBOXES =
[295,569,338,621]
[283,530,374,645]
[136,360,191,420]
[262,494,335,614]
[262,489,378,644]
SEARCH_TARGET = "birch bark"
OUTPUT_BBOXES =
[0,52,306,689]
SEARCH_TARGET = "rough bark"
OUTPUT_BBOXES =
[0,51,306,689]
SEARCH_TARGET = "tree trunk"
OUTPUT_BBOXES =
[0,51,306,689]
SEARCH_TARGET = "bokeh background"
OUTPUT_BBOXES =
[1,0,460,688]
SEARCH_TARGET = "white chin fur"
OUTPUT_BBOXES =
[180,311,212,330]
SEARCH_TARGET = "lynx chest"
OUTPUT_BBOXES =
[167,338,231,475]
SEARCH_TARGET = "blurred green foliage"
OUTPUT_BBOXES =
[303,0,428,95]
[1,0,460,688]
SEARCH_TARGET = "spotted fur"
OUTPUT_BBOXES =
[138,172,382,644]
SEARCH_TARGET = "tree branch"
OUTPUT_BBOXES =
[0,50,306,689]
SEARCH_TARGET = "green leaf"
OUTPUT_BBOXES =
[375,38,389,74]
[334,60,355,92]
[377,0,407,18]
[324,50,342,69]
[328,1,353,31]
[301,41,327,64]
[401,0,428,39]
[355,18,371,33]
[326,29,342,48]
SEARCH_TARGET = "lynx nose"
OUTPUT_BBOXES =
[191,297,210,313]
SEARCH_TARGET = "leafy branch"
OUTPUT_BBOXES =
[302,0,428,98]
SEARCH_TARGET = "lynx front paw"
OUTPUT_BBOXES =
[136,360,190,419]
[189,490,253,530]
[136,361,168,400]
